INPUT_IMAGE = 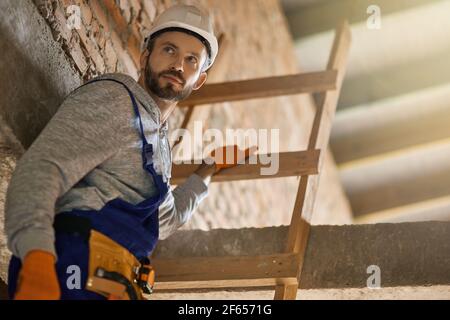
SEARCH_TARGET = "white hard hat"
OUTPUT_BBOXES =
[146,4,218,70]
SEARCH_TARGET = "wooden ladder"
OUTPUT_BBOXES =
[152,21,352,300]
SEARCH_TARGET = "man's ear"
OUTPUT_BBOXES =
[140,49,150,72]
[193,72,208,91]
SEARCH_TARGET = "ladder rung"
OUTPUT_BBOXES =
[178,70,337,106]
[170,150,320,184]
[153,253,300,290]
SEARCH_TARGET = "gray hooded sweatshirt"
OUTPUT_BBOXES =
[5,73,208,261]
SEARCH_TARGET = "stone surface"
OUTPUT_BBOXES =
[154,221,450,289]
[0,116,24,300]
[151,285,450,300]
[0,0,82,149]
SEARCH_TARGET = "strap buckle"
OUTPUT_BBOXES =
[135,261,155,295]
[144,144,154,165]
[91,267,139,300]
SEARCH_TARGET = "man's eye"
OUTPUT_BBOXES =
[164,47,175,54]
[187,56,198,64]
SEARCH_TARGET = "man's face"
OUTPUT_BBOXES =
[143,31,208,101]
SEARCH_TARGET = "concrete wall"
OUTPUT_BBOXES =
[153,221,450,293]
[0,0,81,149]
[0,118,23,300]
[0,0,82,299]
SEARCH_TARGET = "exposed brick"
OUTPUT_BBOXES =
[137,10,152,35]
[143,0,157,21]
[128,0,142,22]
[102,0,128,38]
[60,0,72,7]
[91,19,106,49]
[127,34,141,67]
[110,30,138,78]
[118,0,132,24]
[103,39,118,72]
[76,23,106,73]
[53,5,73,43]
[90,0,110,34]
[154,1,168,18]
[130,22,143,45]
[69,36,89,75]
[78,0,93,26]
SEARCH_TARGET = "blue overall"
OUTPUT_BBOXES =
[8,79,169,300]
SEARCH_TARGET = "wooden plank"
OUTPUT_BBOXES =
[288,20,352,252]
[153,254,300,290]
[170,150,320,185]
[178,70,338,106]
[274,283,298,300]
[155,278,298,291]
[308,26,352,153]
[275,21,352,299]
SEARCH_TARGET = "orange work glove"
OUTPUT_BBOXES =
[209,145,258,173]
[14,250,61,300]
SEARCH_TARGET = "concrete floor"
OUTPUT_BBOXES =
[151,285,450,300]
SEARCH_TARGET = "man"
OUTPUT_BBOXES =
[5,4,250,300]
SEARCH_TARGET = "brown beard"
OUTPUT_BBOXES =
[144,59,194,101]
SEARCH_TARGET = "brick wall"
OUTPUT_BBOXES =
[33,0,162,79]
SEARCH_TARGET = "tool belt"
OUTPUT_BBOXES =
[54,214,155,300]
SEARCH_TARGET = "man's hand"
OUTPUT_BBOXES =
[194,145,258,186]
[194,161,217,186]
[14,250,61,300]
[210,145,258,173]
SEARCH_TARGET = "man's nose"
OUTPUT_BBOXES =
[170,56,184,73]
